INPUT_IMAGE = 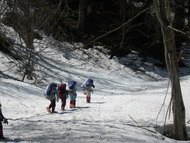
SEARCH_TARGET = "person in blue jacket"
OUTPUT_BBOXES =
[44,82,58,113]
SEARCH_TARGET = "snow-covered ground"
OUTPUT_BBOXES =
[1,30,190,142]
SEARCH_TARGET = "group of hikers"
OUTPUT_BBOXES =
[0,78,95,140]
[44,78,95,113]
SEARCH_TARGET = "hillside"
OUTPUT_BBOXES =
[1,29,190,142]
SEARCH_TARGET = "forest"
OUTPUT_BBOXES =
[1,0,190,60]
[1,0,190,141]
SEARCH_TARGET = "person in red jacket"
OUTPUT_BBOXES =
[0,103,8,139]
[58,83,68,111]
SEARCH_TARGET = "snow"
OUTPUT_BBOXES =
[1,29,190,142]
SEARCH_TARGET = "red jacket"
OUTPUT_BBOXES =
[58,84,68,98]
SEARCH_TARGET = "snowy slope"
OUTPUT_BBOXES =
[0,31,190,142]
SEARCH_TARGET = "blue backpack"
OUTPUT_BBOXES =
[85,79,93,87]
[68,81,76,90]
[46,82,57,96]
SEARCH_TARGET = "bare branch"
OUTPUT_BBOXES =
[127,124,157,134]
[87,7,150,45]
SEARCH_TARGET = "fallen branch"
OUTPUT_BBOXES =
[127,123,157,134]
[128,114,141,126]
[128,114,157,134]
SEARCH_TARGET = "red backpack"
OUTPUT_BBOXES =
[58,83,66,98]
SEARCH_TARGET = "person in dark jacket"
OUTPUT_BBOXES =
[0,103,8,139]
[58,83,68,111]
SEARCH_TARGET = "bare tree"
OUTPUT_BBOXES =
[78,0,85,32]
[2,0,37,81]
[153,0,187,140]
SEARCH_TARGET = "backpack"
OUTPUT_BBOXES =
[68,81,76,90]
[45,82,57,96]
[85,79,93,87]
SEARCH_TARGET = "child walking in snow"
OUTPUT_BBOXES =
[58,83,68,111]
[67,81,77,108]
[0,103,8,139]
[44,82,58,113]
[81,79,95,103]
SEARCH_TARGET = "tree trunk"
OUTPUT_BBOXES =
[161,26,187,140]
[78,0,85,32]
[153,0,187,140]
[21,34,35,82]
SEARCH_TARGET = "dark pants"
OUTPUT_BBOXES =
[0,122,3,137]
[49,99,56,112]
[60,96,67,109]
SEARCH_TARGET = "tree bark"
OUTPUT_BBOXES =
[153,0,187,140]
[78,0,85,32]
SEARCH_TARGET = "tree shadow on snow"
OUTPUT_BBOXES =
[75,106,90,109]
[1,137,24,142]
[154,124,190,140]
[90,101,105,104]
[60,106,90,113]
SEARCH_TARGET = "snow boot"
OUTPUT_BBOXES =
[70,101,76,108]
[52,111,58,113]
[61,103,66,111]
[0,136,6,140]
[70,104,75,108]
[52,106,56,113]
[0,130,5,139]
[61,106,65,111]
[86,97,90,103]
